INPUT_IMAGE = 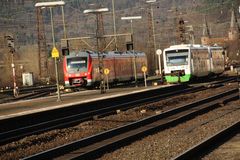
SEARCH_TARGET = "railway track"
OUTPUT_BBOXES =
[0,84,91,103]
[22,88,239,159]
[0,85,56,95]
[0,75,234,103]
[0,85,57,103]
[0,78,236,146]
[173,120,240,160]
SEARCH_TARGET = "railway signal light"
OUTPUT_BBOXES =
[125,34,133,51]
[126,42,133,51]
[5,35,15,52]
[61,39,69,56]
[7,40,14,48]
[62,48,69,56]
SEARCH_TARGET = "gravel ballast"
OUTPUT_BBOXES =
[0,83,238,159]
[98,100,240,160]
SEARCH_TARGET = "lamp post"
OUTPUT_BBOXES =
[35,1,65,102]
[60,0,67,39]
[111,0,117,50]
[84,8,109,94]
[121,16,142,87]
[146,0,157,74]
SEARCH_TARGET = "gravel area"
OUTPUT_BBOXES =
[202,132,240,160]
[0,83,238,159]
[98,100,240,160]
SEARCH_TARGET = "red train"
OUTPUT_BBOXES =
[63,51,148,87]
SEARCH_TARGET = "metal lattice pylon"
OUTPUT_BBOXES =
[36,7,48,79]
[96,12,106,93]
[96,13,106,52]
[203,15,211,38]
[147,9,155,75]
[177,17,186,44]
[232,8,240,39]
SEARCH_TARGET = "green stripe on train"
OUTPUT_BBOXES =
[165,74,191,83]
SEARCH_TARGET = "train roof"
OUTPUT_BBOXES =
[168,44,207,49]
[164,44,223,52]
[68,50,146,57]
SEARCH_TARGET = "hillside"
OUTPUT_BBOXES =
[0,0,239,47]
[0,0,239,87]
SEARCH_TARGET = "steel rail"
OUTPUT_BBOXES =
[0,86,57,104]
[22,88,239,160]
[0,86,90,104]
[0,78,236,145]
[14,89,55,100]
[0,85,56,95]
[172,121,240,160]
[0,84,189,145]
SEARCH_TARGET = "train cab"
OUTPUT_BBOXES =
[163,45,191,83]
[163,44,225,83]
[63,51,92,86]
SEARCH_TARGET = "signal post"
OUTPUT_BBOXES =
[5,35,18,97]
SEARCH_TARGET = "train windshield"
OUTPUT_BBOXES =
[165,49,189,66]
[67,57,88,71]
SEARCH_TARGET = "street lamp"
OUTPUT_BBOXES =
[35,1,65,102]
[111,0,117,50]
[83,8,109,14]
[121,16,142,87]
[146,0,157,74]
[60,0,67,39]
[121,16,142,35]
[84,8,109,94]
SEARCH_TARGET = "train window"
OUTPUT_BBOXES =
[67,57,88,71]
[167,56,188,66]
[166,49,188,66]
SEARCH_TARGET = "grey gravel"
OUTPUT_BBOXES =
[0,83,238,160]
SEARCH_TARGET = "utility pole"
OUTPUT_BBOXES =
[146,0,157,75]
[96,13,107,52]
[171,0,186,44]
[228,7,239,40]
[97,12,105,93]
[112,0,118,50]
[187,25,195,44]
[84,8,109,94]
[173,0,178,45]
[178,17,186,44]
[203,15,211,38]
[232,7,240,39]
[61,0,67,39]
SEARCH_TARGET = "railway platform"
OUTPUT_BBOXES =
[0,81,168,121]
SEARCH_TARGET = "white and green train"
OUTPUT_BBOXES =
[163,44,225,83]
